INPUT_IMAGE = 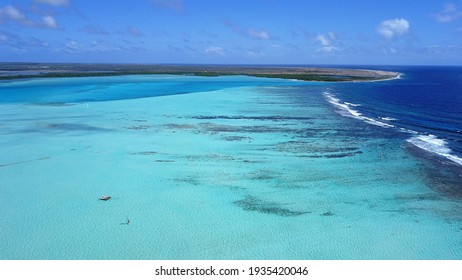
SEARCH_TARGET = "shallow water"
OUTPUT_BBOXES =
[0,74,461,259]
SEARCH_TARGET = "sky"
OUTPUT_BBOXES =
[1,0,462,65]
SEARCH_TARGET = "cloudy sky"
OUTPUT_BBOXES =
[1,0,462,65]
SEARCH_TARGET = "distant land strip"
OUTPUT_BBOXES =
[0,63,399,82]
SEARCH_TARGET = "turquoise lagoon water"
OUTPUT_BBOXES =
[0,73,461,259]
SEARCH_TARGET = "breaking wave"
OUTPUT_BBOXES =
[324,92,395,129]
[407,135,462,165]
[324,91,462,166]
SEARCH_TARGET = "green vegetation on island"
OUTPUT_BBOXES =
[0,63,399,82]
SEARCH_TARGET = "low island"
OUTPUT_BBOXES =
[0,63,399,82]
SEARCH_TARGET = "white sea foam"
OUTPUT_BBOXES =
[379,116,397,121]
[407,134,462,166]
[324,92,395,129]
[324,92,462,166]
[400,127,418,134]
[344,102,360,107]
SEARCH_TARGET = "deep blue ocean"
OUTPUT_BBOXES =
[326,66,462,168]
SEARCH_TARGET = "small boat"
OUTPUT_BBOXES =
[99,196,111,201]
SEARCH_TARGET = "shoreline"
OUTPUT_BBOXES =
[354,72,402,83]
[0,63,400,82]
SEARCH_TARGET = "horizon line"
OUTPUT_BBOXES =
[0,62,461,67]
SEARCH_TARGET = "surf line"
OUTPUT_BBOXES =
[0,157,51,168]
[324,92,462,167]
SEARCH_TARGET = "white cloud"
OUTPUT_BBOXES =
[327,31,336,40]
[377,18,410,39]
[0,5,59,29]
[65,40,78,49]
[0,5,26,22]
[316,35,330,46]
[318,45,338,53]
[316,32,336,46]
[34,0,70,6]
[248,29,271,40]
[222,19,272,40]
[42,15,57,29]
[62,39,84,53]
[435,3,462,23]
[315,31,337,53]
[205,46,225,55]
